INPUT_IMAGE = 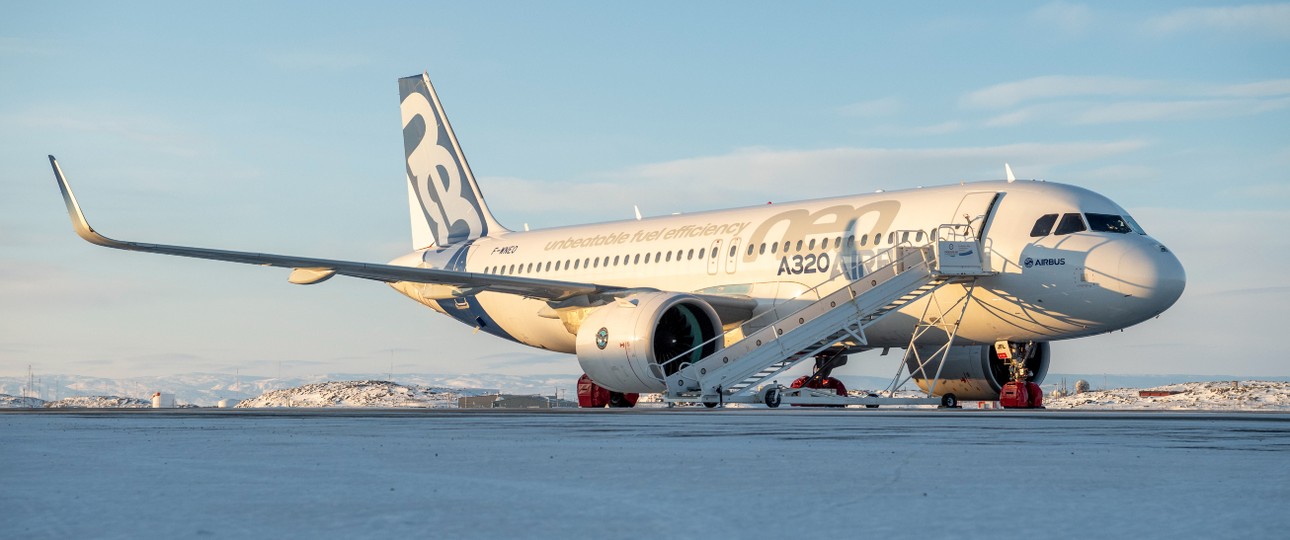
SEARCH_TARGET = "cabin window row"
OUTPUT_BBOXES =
[480,230,929,276]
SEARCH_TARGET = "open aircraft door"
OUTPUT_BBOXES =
[945,191,1001,272]
[948,192,1000,241]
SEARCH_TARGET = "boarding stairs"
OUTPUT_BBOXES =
[659,229,992,408]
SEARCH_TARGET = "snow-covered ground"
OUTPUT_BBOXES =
[7,379,1290,410]
[1045,380,1290,410]
[235,380,495,408]
[0,372,573,406]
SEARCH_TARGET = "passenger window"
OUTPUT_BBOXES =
[1054,213,1087,235]
[747,245,754,256]
[634,254,641,264]
[1085,213,1133,234]
[834,236,841,248]
[758,243,766,255]
[644,253,651,264]
[666,251,672,262]
[687,249,694,260]
[795,240,803,252]
[808,239,816,250]
[888,232,896,244]
[1030,214,1058,237]
[770,242,778,254]
[915,231,924,242]
[901,231,910,242]
[859,235,868,247]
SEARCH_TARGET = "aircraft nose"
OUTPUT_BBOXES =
[1115,240,1186,312]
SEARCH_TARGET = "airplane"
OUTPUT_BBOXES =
[48,72,1186,407]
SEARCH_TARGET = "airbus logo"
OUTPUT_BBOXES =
[1024,257,1066,268]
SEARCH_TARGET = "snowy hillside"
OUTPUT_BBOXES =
[236,380,496,408]
[1045,380,1290,410]
[44,395,151,408]
[0,394,45,408]
[0,372,573,406]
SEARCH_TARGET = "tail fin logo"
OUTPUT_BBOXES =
[400,77,487,247]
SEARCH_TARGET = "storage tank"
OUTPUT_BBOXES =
[151,392,176,408]
[217,399,240,408]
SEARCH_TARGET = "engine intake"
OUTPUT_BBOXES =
[905,342,1050,400]
[575,293,723,394]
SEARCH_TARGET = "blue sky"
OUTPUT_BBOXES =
[2,1,1288,380]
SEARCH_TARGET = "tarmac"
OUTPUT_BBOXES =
[3,408,1288,539]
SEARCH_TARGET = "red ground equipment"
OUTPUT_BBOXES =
[789,376,848,407]
[576,374,638,408]
[999,381,1044,409]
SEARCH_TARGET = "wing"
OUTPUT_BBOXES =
[49,156,757,319]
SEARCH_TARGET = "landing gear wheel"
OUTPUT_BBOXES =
[764,387,782,408]
[865,393,879,409]
[608,392,633,408]
[702,400,720,409]
[940,393,960,409]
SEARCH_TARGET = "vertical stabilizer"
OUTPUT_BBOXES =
[399,72,508,248]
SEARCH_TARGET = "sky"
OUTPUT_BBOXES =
[2,1,1288,382]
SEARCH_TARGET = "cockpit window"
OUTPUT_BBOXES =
[1030,214,1058,237]
[1053,213,1087,235]
[1085,213,1134,234]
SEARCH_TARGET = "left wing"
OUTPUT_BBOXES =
[49,156,757,318]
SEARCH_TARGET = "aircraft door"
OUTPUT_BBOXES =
[949,192,1001,242]
[707,239,721,275]
[725,237,741,274]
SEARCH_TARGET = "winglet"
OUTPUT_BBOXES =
[1005,163,1016,183]
[48,155,125,248]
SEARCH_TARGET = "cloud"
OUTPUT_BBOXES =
[1146,3,1290,39]
[966,76,1290,126]
[838,97,903,117]
[3,107,206,158]
[964,76,1163,109]
[486,140,1148,224]
[1029,2,1094,36]
[1073,96,1290,124]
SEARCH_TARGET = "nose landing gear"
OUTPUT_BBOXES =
[995,341,1044,409]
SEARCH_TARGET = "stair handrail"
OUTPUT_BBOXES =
[653,235,935,384]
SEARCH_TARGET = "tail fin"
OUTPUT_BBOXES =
[399,72,508,249]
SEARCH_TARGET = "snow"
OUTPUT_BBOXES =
[234,380,494,408]
[0,372,570,407]
[42,395,151,408]
[0,394,45,408]
[1045,380,1290,410]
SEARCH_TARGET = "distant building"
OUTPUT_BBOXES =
[457,394,578,409]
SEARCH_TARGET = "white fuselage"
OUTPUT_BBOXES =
[389,180,1185,353]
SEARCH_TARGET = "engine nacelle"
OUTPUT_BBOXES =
[575,293,723,394]
[905,342,1051,401]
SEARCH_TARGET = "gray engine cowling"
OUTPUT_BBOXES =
[904,342,1050,400]
[575,293,724,394]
